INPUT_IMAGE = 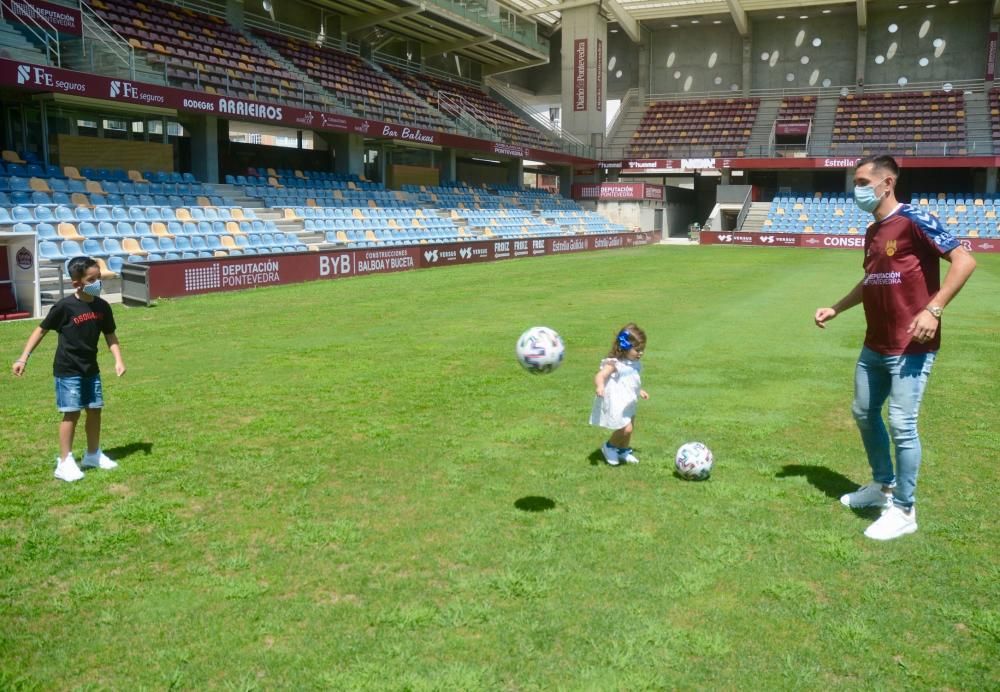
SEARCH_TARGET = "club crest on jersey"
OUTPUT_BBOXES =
[885,239,897,256]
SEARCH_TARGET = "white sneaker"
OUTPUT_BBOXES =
[601,442,620,466]
[54,453,84,482]
[81,449,118,470]
[840,482,892,509]
[620,448,639,464]
[864,505,918,540]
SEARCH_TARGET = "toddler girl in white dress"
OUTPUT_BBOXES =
[590,323,649,465]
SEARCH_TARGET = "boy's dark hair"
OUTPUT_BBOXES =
[856,155,900,178]
[66,256,97,281]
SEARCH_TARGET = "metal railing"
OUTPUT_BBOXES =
[79,1,134,79]
[438,91,501,141]
[646,79,987,105]
[606,87,638,139]
[486,79,591,153]
[419,0,547,56]
[735,187,753,231]
[0,0,60,66]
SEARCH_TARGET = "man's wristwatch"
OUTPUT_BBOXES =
[925,305,943,318]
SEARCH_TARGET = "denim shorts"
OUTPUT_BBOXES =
[55,375,104,412]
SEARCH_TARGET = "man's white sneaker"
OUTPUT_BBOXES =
[840,482,892,509]
[601,442,620,466]
[620,448,639,464]
[81,449,117,470]
[54,453,84,482]
[864,505,917,540]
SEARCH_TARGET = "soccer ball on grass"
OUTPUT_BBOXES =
[515,326,565,374]
[675,442,714,480]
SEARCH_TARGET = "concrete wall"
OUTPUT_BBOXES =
[750,15,857,90]
[605,31,640,98]
[649,25,743,95]
[864,4,989,87]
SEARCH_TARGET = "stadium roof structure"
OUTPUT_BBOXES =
[298,0,933,72]
[498,0,908,38]
[300,0,553,73]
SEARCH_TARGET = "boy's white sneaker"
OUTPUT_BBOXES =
[601,442,620,466]
[81,449,117,470]
[864,505,917,541]
[840,482,892,509]
[620,448,639,464]
[54,453,84,482]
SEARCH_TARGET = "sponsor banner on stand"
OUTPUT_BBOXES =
[1,0,81,35]
[775,122,810,136]
[699,231,1000,252]
[612,155,1000,171]
[573,38,588,112]
[141,232,662,300]
[572,182,665,201]
[595,39,603,112]
[0,58,591,165]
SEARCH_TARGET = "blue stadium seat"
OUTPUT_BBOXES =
[60,240,83,258]
[107,256,124,273]
[36,223,58,240]
[39,240,64,262]
[140,237,159,253]
[83,239,104,256]
[103,238,127,257]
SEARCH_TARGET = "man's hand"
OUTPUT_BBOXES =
[814,307,837,329]
[907,310,939,344]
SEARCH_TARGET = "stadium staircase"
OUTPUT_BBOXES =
[243,35,346,112]
[603,90,645,158]
[0,16,51,64]
[210,182,314,243]
[806,96,839,155]
[60,40,165,84]
[738,201,771,232]
[962,91,993,154]
[370,62,462,134]
[746,97,782,156]
[486,80,587,152]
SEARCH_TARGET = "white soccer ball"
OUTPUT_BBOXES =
[675,442,714,480]
[515,326,565,374]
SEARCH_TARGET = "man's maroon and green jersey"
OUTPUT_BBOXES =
[861,203,961,355]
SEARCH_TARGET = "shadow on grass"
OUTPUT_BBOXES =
[105,441,154,461]
[776,464,883,518]
[514,496,556,512]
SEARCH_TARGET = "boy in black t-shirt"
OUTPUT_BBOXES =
[12,257,126,482]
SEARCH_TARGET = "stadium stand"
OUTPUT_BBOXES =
[628,98,760,158]
[92,0,331,108]
[253,31,449,129]
[381,64,550,149]
[831,91,967,156]
[775,96,817,126]
[762,193,1000,237]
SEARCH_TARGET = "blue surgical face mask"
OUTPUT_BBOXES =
[854,178,887,213]
[81,280,102,297]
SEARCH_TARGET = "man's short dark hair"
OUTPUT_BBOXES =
[856,155,900,177]
[66,256,97,281]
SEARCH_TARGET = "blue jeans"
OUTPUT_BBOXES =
[55,375,104,412]
[852,346,936,509]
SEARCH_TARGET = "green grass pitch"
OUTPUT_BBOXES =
[1,246,998,689]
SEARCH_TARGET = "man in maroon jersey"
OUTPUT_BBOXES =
[814,155,976,540]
